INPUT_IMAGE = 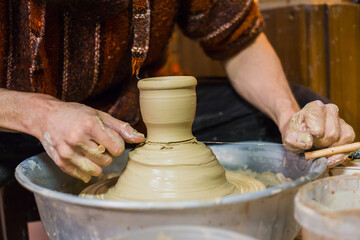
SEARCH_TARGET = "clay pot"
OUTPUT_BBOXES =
[138,76,197,143]
[80,76,264,201]
[103,76,238,201]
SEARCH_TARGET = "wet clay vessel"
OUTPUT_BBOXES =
[81,76,264,201]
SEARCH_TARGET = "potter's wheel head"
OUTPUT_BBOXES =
[14,142,327,240]
[15,142,327,208]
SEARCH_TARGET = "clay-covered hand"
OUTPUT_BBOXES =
[38,100,145,182]
[282,100,355,167]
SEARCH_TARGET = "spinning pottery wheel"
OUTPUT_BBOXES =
[80,76,264,201]
[16,142,326,240]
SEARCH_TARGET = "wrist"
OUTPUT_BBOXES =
[275,100,300,135]
[24,93,60,139]
[0,89,61,138]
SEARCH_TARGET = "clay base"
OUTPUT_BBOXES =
[80,140,266,201]
[80,170,265,200]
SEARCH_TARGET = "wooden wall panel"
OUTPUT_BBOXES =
[262,5,328,97]
[328,4,360,139]
[262,6,308,87]
[304,5,328,97]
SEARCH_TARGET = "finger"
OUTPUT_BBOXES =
[87,115,125,156]
[51,150,92,182]
[330,119,356,147]
[56,144,102,176]
[63,164,92,183]
[98,111,145,143]
[313,104,340,148]
[67,153,103,177]
[104,127,125,156]
[303,100,326,138]
[327,153,348,168]
[283,112,313,152]
[91,126,125,156]
[75,142,113,166]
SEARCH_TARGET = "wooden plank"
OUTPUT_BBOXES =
[328,3,360,139]
[262,6,308,87]
[304,4,328,97]
[262,5,328,97]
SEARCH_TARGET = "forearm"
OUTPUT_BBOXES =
[0,88,57,138]
[223,33,300,133]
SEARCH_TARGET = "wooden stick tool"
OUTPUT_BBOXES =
[304,142,360,160]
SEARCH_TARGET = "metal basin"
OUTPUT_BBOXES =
[15,142,326,240]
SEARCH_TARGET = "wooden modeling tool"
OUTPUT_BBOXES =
[305,142,360,160]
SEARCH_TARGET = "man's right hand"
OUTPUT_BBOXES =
[0,89,145,182]
[35,98,145,182]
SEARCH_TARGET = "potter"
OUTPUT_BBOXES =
[1,1,357,238]
[0,4,354,185]
[80,76,265,201]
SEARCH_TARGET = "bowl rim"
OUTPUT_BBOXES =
[15,142,327,210]
[294,174,360,238]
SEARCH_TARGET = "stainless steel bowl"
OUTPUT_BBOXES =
[15,142,327,240]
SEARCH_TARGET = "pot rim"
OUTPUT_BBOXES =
[137,76,197,90]
[15,143,327,210]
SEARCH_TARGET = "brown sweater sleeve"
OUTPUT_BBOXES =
[0,0,7,88]
[178,0,263,60]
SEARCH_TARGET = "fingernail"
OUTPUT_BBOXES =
[89,168,102,176]
[80,172,91,183]
[72,169,91,183]
[82,176,91,183]
[132,128,145,138]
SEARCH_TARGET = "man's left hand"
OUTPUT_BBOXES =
[282,100,355,167]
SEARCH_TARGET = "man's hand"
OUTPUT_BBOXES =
[282,100,355,167]
[223,34,355,168]
[0,89,145,182]
[38,100,145,182]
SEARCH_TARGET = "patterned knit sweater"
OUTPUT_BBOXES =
[0,0,263,126]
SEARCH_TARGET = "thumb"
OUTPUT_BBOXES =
[283,112,313,153]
